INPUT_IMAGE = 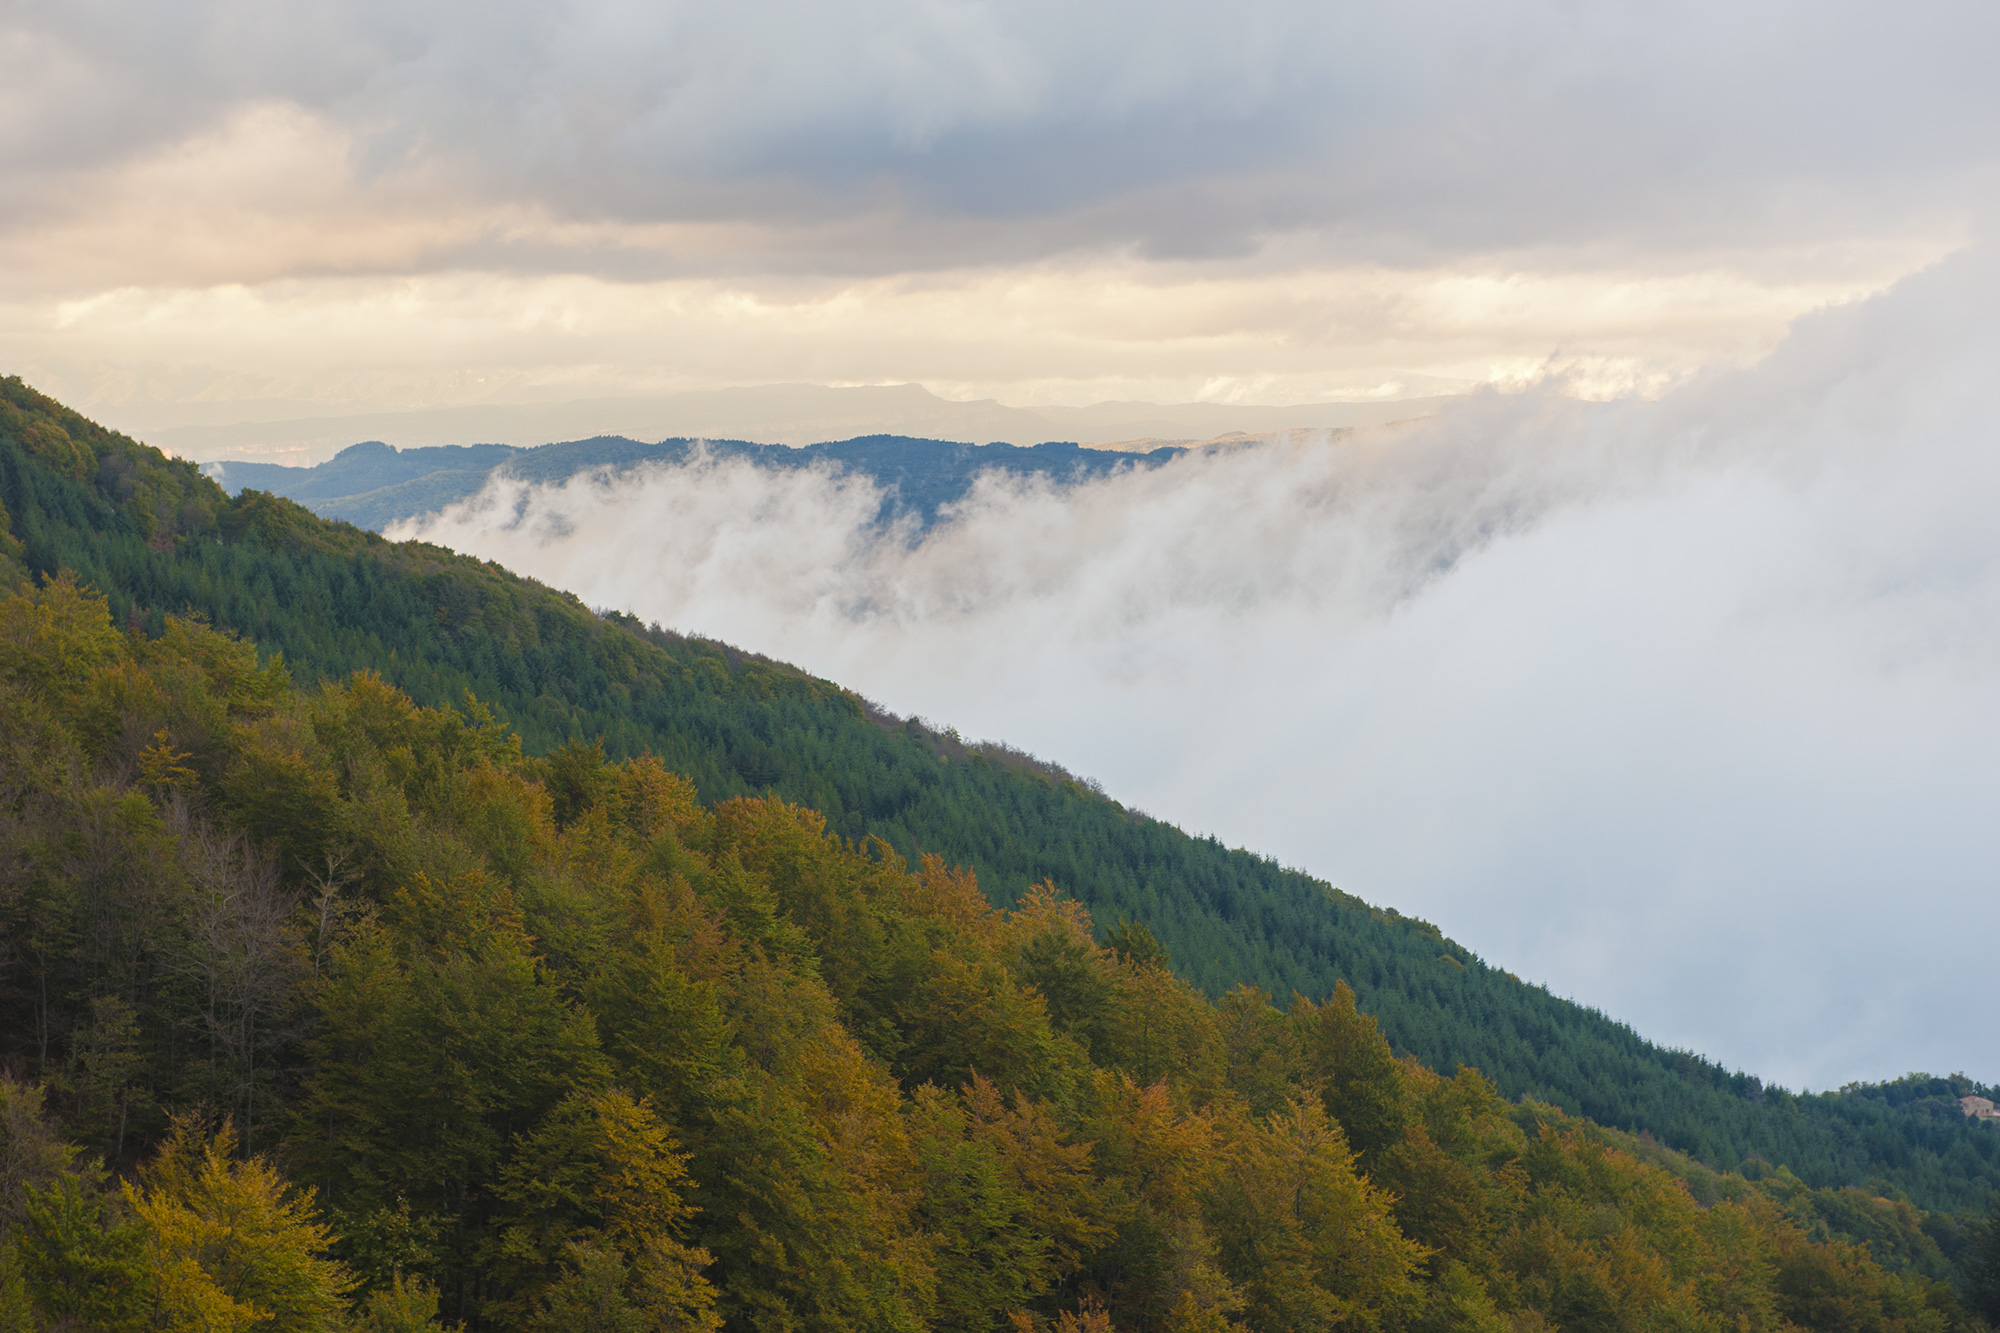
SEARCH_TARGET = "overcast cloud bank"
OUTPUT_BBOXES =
[8,0,1992,275]
[5,0,1989,420]
[393,247,2000,1092]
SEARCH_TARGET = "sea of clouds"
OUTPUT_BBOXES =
[395,247,2000,1092]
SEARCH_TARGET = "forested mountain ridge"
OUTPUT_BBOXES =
[1,573,1995,1332]
[1,374,1998,1325]
[205,433,1189,533]
[4,375,1998,1211]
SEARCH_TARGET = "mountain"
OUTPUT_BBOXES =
[5,377,1996,1332]
[139,382,1454,464]
[5,583,1986,1333]
[7,374,2000,1208]
[204,435,1189,533]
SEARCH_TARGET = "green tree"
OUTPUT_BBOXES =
[909,1084,1052,1331]
[492,1088,718,1330]
[1291,983,1409,1159]
[14,1171,150,1332]
[293,872,607,1313]
[1967,1192,2000,1325]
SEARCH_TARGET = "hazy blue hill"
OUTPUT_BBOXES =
[282,466,524,531]
[207,432,1186,531]
[5,373,1999,1216]
[209,439,522,503]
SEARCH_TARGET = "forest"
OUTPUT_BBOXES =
[2,373,1999,1329]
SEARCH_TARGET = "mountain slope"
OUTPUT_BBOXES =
[3,566,1975,1331]
[3,373,1997,1215]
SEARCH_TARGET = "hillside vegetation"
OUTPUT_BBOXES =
[2,376,1998,1323]
[0,569,1993,1330]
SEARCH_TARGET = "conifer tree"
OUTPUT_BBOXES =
[1969,1192,2000,1325]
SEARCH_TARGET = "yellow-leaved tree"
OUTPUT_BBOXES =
[494,1088,720,1333]
[126,1116,355,1333]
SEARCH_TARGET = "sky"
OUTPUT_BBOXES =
[3,1,1991,423]
[5,0,1999,1085]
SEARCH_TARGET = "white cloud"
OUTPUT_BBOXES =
[394,245,2000,1090]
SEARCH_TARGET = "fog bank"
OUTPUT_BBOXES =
[396,249,2000,1091]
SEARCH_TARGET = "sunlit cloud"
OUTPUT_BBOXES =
[1,0,1990,424]
[8,254,1920,432]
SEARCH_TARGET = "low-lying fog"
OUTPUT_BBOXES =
[394,247,2000,1092]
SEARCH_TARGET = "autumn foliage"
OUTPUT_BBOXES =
[0,574,1980,1332]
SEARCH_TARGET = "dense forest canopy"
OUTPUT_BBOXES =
[1,573,1995,1331]
[1,374,1998,1330]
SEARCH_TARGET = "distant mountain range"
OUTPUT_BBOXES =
[145,382,1451,464]
[205,434,1191,532]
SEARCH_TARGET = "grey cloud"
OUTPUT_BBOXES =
[4,0,1995,275]
[390,246,2000,1088]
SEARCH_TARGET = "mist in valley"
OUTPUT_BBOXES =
[393,246,2000,1092]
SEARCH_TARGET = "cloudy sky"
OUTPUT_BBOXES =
[6,1,1999,1086]
[3,1,1991,424]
